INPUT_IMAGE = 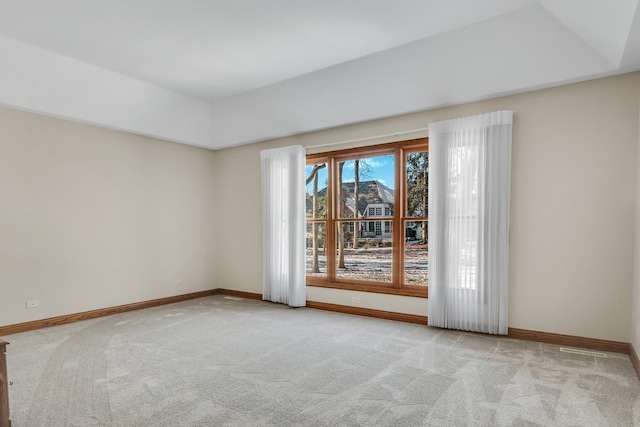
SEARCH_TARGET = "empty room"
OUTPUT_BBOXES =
[1,1,640,426]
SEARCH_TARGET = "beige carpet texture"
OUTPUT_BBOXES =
[3,295,639,426]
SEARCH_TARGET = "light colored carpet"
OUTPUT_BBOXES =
[3,295,640,426]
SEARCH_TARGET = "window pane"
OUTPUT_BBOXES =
[337,155,395,219]
[305,163,328,219]
[336,221,392,283]
[306,222,327,277]
[405,221,428,286]
[406,151,428,218]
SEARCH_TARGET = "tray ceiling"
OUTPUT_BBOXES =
[0,0,638,149]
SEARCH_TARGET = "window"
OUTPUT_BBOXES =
[305,139,428,297]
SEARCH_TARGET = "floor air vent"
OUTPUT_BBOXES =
[223,296,245,301]
[560,347,607,358]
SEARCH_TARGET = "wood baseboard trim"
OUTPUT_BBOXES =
[215,289,263,300]
[0,290,218,337]
[1,289,634,364]
[507,327,629,354]
[306,300,428,325]
[630,344,640,380]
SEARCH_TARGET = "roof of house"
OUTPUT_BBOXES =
[310,180,394,216]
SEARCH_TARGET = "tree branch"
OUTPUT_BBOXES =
[305,164,327,185]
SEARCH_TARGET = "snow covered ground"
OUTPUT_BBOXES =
[305,245,427,286]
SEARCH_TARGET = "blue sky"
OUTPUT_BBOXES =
[342,155,395,189]
[306,154,395,193]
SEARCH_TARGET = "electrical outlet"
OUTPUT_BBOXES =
[351,297,360,303]
[175,280,183,287]
[26,300,39,308]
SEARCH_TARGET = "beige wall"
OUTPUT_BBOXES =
[2,73,638,344]
[0,106,218,327]
[217,72,640,342]
[633,78,640,353]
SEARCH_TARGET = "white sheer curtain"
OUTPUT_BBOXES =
[428,111,512,334]
[260,145,306,307]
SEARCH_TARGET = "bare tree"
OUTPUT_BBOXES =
[352,159,360,249]
[337,162,346,269]
[406,152,429,243]
[306,164,326,273]
[421,159,427,242]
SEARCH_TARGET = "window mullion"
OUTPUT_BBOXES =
[326,157,336,281]
[392,146,403,288]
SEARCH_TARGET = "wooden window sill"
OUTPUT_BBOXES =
[306,280,428,298]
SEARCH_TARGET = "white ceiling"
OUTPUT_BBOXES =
[0,0,638,150]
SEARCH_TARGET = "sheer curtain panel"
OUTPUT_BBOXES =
[260,145,306,307]
[428,111,513,334]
